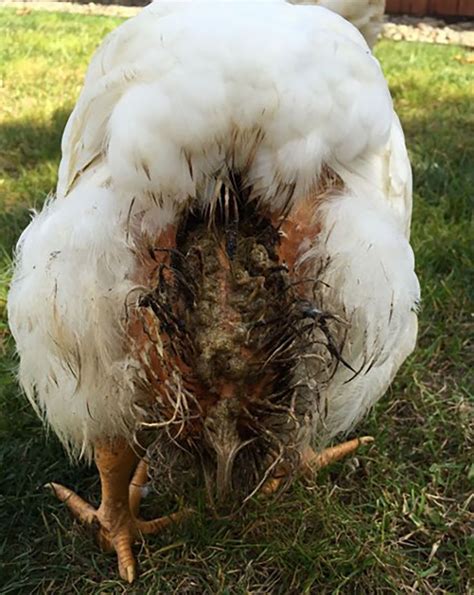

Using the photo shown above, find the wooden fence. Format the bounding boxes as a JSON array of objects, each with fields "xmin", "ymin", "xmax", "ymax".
[{"xmin": 386, "ymin": 0, "xmax": 474, "ymax": 16}]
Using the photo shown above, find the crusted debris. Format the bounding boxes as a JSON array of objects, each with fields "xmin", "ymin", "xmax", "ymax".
[{"xmin": 128, "ymin": 171, "xmax": 347, "ymax": 509}]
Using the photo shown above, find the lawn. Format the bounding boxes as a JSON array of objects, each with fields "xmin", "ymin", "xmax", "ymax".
[{"xmin": 0, "ymin": 8, "xmax": 472, "ymax": 594}]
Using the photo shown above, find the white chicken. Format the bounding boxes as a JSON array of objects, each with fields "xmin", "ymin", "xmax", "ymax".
[
  {"xmin": 8, "ymin": 0, "xmax": 418, "ymax": 583},
  {"xmin": 294, "ymin": 0, "xmax": 386, "ymax": 47}
]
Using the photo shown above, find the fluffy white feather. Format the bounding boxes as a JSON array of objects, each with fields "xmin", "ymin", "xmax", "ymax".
[
  {"xmin": 306, "ymin": 0, "xmax": 385, "ymax": 48},
  {"xmin": 8, "ymin": 1, "xmax": 418, "ymax": 458}
]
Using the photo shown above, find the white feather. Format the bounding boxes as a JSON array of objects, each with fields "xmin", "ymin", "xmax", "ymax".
[
  {"xmin": 300, "ymin": 190, "xmax": 419, "ymax": 438},
  {"xmin": 300, "ymin": 0, "xmax": 385, "ymax": 48},
  {"xmin": 8, "ymin": 1, "xmax": 418, "ymax": 458}
]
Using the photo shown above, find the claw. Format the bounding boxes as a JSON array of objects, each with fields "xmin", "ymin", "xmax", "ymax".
[
  {"xmin": 46, "ymin": 451, "xmax": 189, "ymax": 583},
  {"xmin": 46, "ymin": 482, "xmax": 96, "ymax": 524},
  {"xmin": 124, "ymin": 564, "xmax": 136, "ymax": 584},
  {"xmin": 260, "ymin": 436, "xmax": 375, "ymax": 496},
  {"xmin": 302, "ymin": 436, "xmax": 374, "ymax": 476},
  {"xmin": 136, "ymin": 509, "xmax": 193, "ymax": 534},
  {"xmin": 115, "ymin": 529, "xmax": 137, "ymax": 583}
]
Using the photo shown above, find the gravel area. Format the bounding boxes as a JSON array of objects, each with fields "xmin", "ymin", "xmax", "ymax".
[
  {"xmin": 1, "ymin": 1, "xmax": 473, "ymax": 48},
  {"xmin": 383, "ymin": 15, "xmax": 474, "ymax": 48}
]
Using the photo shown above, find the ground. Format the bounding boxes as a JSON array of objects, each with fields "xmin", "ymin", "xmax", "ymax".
[
  {"xmin": 3, "ymin": 2, "xmax": 474, "ymax": 47},
  {"xmin": 0, "ymin": 9, "xmax": 472, "ymax": 594}
]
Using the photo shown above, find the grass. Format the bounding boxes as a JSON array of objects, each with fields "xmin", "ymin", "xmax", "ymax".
[{"xmin": 0, "ymin": 8, "xmax": 472, "ymax": 594}]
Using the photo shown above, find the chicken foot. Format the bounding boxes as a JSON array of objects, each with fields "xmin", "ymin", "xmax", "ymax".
[
  {"xmin": 47, "ymin": 439, "xmax": 188, "ymax": 583},
  {"xmin": 261, "ymin": 436, "xmax": 374, "ymax": 496}
]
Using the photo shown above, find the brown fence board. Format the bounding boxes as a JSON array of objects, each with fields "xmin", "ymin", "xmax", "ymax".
[
  {"xmin": 386, "ymin": 0, "xmax": 428, "ymax": 16},
  {"xmin": 386, "ymin": 0, "xmax": 474, "ymax": 15},
  {"xmin": 412, "ymin": 0, "xmax": 430, "ymax": 14},
  {"xmin": 431, "ymin": 0, "xmax": 460, "ymax": 15},
  {"xmin": 458, "ymin": 0, "xmax": 474, "ymax": 16}
]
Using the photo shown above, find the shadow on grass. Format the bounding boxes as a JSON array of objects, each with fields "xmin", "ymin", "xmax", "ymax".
[
  {"xmin": 390, "ymin": 83, "xmax": 473, "ymax": 310},
  {"xmin": 393, "ymin": 90, "xmax": 473, "ymax": 217},
  {"xmin": 0, "ymin": 106, "xmax": 70, "ymax": 173},
  {"xmin": 0, "ymin": 107, "xmax": 72, "ymax": 255}
]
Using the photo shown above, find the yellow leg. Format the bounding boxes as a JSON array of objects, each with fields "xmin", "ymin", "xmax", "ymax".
[
  {"xmin": 260, "ymin": 436, "xmax": 374, "ymax": 496},
  {"xmin": 46, "ymin": 439, "xmax": 189, "ymax": 583},
  {"xmin": 301, "ymin": 436, "xmax": 374, "ymax": 478}
]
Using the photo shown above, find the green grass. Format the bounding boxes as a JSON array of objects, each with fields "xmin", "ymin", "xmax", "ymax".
[{"xmin": 0, "ymin": 9, "xmax": 472, "ymax": 594}]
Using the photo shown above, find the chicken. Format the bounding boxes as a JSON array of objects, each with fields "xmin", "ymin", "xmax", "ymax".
[
  {"xmin": 7, "ymin": 0, "xmax": 419, "ymax": 583},
  {"xmin": 307, "ymin": 0, "xmax": 386, "ymax": 48}
]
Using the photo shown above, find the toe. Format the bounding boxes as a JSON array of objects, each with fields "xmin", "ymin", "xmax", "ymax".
[
  {"xmin": 114, "ymin": 529, "xmax": 137, "ymax": 583},
  {"xmin": 129, "ymin": 459, "xmax": 149, "ymax": 517},
  {"xmin": 46, "ymin": 482, "xmax": 96, "ymax": 524},
  {"xmin": 302, "ymin": 436, "xmax": 375, "ymax": 475},
  {"xmin": 135, "ymin": 509, "xmax": 193, "ymax": 535}
]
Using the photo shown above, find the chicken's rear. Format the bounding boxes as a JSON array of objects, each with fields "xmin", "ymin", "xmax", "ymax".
[{"xmin": 129, "ymin": 166, "xmax": 346, "ymax": 505}]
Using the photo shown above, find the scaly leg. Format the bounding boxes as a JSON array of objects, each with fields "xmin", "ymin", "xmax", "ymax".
[
  {"xmin": 301, "ymin": 436, "xmax": 374, "ymax": 478},
  {"xmin": 47, "ymin": 438, "xmax": 189, "ymax": 583},
  {"xmin": 261, "ymin": 436, "xmax": 374, "ymax": 496}
]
